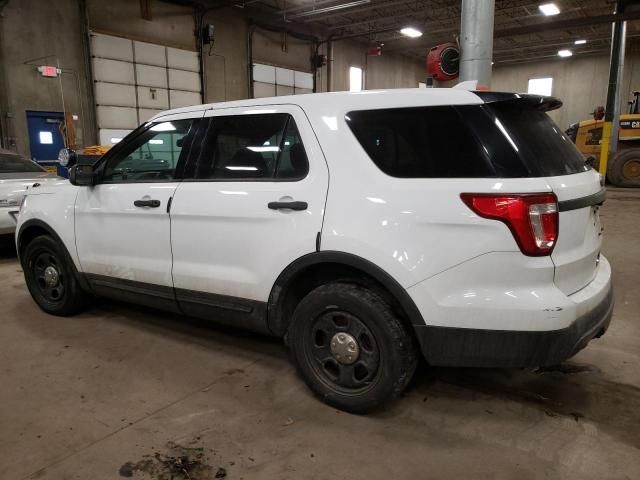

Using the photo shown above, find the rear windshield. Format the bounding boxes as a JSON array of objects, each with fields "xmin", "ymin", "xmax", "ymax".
[
  {"xmin": 0, "ymin": 154, "xmax": 45, "ymax": 173},
  {"xmin": 346, "ymin": 102, "xmax": 589, "ymax": 178}
]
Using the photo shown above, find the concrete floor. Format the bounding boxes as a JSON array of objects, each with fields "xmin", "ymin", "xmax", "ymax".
[{"xmin": 1, "ymin": 189, "xmax": 639, "ymax": 480}]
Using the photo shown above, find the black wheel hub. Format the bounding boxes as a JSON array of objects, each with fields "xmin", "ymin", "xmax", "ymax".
[
  {"xmin": 307, "ymin": 309, "xmax": 380, "ymax": 391},
  {"xmin": 33, "ymin": 252, "xmax": 65, "ymax": 303}
]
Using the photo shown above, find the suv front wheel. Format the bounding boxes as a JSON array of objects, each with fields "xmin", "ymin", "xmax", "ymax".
[
  {"xmin": 288, "ymin": 283, "xmax": 418, "ymax": 413},
  {"xmin": 22, "ymin": 235, "xmax": 86, "ymax": 316}
]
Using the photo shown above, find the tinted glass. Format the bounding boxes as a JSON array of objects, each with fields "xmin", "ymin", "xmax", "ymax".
[
  {"xmin": 275, "ymin": 120, "xmax": 309, "ymax": 179},
  {"xmin": 0, "ymin": 154, "xmax": 45, "ymax": 173},
  {"xmin": 102, "ymin": 119, "xmax": 197, "ymax": 183},
  {"xmin": 190, "ymin": 114, "xmax": 308, "ymax": 180},
  {"xmin": 486, "ymin": 102, "xmax": 588, "ymax": 177},
  {"xmin": 346, "ymin": 103, "xmax": 588, "ymax": 178},
  {"xmin": 346, "ymin": 106, "xmax": 496, "ymax": 178}
]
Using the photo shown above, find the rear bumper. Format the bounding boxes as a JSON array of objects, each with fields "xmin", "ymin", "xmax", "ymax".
[
  {"xmin": 414, "ymin": 284, "xmax": 613, "ymax": 367},
  {"xmin": 410, "ymin": 253, "xmax": 614, "ymax": 368}
]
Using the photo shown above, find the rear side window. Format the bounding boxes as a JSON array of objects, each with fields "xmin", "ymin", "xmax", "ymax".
[
  {"xmin": 189, "ymin": 113, "xmax": 308, "ymax": 181},
  {"xmin": 345, "ymin": 106, "xmax": 495, "ymax": 178},
  {"xmin": 346, "ymin": 103, "xmax": 588, "ymax": 178}
]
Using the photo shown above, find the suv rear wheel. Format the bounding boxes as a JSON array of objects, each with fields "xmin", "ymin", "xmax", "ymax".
[
  {"xmin": 288, "ymin": 283, "xmax": 417, "ymax": 413},
  {"xmin": 22, "ymin": 235, "xmax": 86, "ymax": 316}
]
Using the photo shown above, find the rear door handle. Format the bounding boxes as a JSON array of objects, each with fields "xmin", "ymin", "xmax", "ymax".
[
  {"xmin": 134, "ymin": 199, "xmax": 161, "ymax": 208},
  {"xmin": 268, "ymin": 201, "xmax": 308, "ymax": 211}
]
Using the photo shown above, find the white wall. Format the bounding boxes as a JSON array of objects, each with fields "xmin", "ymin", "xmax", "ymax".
[{"xmin": 492, "ymin": 52, "xmax": 640, "ymax": 128}]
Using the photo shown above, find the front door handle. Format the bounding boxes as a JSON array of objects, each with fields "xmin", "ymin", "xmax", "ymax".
[
  {"xmin": 134, "ymin": 199, "xmax": 161, "ymax": 208},
  {"xmin": 268, "ymin": 201, "xmax": 308, "ymax": 211}
]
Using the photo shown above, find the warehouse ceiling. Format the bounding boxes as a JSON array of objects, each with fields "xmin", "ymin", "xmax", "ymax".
[{"xmin": 224, "ymin": 0, "xmax": 640, "ymax": 64}]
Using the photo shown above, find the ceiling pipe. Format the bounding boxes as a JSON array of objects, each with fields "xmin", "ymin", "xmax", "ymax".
[
  {"xmin": 459, "ymin": 0, "xmax": 494, "ymax": 88},
  {"xmin": 285, "ymin": 0, "xmax": 370, "ymax": 21}
]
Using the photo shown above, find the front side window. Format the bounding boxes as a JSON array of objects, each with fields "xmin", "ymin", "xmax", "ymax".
[
  {"xmin": 102, "ymin": 119, "xmax": 198, "ymax": 183},
  {"xmin": 189, "ymin": 113, "xmax": 308, "ymax": 181}
]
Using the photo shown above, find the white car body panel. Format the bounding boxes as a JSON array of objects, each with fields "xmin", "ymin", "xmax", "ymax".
[
  {"xmin": 74, "ymin": 111, "xmax": 200, "ymax": 286},
  {"xmin": 546, "ymin": 169, "xmax": 603, "ymax": 294},
  {"xmin": 75, "ymin": 182, "xmax": 178, "ymax": 285},
  {"xmin": 16, "ymin": 88, "xmax": 613, "ymax": 368},
  {"xmin": 16, "ymin": 181, "xmax": 80, "ymax": 266},
  {"xmin": 0, "ymin": 174, "xmax": 59, "ymax": 234},
  {"xmin": 170, "ymin": 105, "xmax": 329, "ymax": 301}
]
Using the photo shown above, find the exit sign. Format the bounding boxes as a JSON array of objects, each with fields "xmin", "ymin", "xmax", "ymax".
[{"xmin": 37, "ymin": 65, "xmax": 61, "ymax": 77}]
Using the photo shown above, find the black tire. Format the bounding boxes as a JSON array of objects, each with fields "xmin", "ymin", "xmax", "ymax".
[
  {"xmin": 22, "ymin": 235, "xmax": 86, "ymax": 316},
  {"xmin": 288, "ymin": 283, "xmax": 418, "ymax": 413},
  {"xmin": 608, "ymin": 148, "xmax": 640, "ymax": 187}
]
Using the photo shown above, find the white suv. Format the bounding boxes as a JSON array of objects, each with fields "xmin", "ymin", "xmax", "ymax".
[{"xmin": 16, "ymin": 89, "xmax": 613, "ymax": 413}]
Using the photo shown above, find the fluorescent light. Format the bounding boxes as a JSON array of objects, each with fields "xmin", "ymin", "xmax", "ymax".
[
  {"xmin": 558, "ymin": 49, "xmax": 573, "ymax": 57},
  {"xmin": 575, "ymin": 39, "xmax": 587, "ymax": 45},
  {"xmin": 538, "ymin": 3, "xmax": 560, "ymax": 15},
  {"xmin": 149, "ymin": 139, "xmax": 164, "ymax": 145},
  {"xmin": 110, "ymin": 137, "xmax": 122, "ymax": 143},
  {"xmin": 400, "ymin": 27, "xmax": 422, "ymax": 38}
]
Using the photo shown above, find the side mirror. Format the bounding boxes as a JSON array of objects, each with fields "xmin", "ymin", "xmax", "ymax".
[
  {"xmin": 58, "ymin": 148, "xmax": 77, "ymax": 168},
  {"xmin": 69, "ymin": 164, "xmax": 95, "ymax": 186}
]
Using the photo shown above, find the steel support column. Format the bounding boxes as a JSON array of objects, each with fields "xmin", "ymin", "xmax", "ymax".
[
  {"xmin": 459, "ymin": 0, "xmax": 495, "ymax": 88},
  {"xmin": 600, "ymin": 1, "xmax": 627, "ymax": 177}
]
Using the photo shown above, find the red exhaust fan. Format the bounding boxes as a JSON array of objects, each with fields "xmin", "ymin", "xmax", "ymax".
[{"xmin": 426, "ymin": 43, "xmax": 460, "ymax": 81}]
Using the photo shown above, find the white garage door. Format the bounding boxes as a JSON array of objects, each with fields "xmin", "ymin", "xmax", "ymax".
[
  {"xmin": 252, "ymin": 63, "xmax": 314, "ymax": 98},
  {"xmin": 90, "ymin": 32, "xmax": 202, "ymax": 146}
]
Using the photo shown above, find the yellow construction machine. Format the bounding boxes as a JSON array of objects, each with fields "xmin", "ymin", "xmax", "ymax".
[{"xmin": 566, "ymin": 91, "xmax": 640, "ymax": 187}]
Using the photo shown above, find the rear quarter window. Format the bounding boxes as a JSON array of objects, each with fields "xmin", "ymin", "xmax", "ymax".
[
  {"xmin": 346, "ymin": 103, "xmax": 588, "ymax": 179},
  {"xmin": 345, "ymin": 106, "xmax": 497, "ymax": 178}
]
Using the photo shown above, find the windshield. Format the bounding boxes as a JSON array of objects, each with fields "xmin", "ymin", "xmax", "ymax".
[{"xmin": 0, "ymin": 154, "xmax": 46, "ymax": 173}]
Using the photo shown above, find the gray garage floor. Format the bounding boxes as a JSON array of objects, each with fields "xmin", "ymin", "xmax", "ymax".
[{"xmin": 1, "ymin": 189, "xmax": 639, "ymax": 480}]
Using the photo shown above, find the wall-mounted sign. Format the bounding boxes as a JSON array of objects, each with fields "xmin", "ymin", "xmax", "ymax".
[{"xmin": 37, "ymin": 65, "xmax": 61, "ymax": 77}]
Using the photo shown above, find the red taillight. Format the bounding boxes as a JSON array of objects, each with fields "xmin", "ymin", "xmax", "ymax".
[{"xmin": 461, "ymin": 193, "xmax": 559, "ymax": 256}]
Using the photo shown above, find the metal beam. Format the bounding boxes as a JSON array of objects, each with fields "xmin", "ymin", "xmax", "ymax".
[
  {"xmin": 495, "ymin": 10, "xmax": 640, "ymax": 38},
  {"xmin": 600, "ymin": 1, "xmax": 628, "ymax": 177}
]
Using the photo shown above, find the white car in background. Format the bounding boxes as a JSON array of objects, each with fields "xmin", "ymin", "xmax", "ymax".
[
  {"xmin": 15, "ymin": 89, "xmax": 613, "ymax": 413},
  {"xmin": 0, "ymin": 149, "xmax": 58, "ymax": 236}
]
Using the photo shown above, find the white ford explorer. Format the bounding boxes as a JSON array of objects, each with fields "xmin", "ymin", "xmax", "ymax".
[{"xmin": 16, "ymin": 89, "xmax": 613, "ymax": 413}]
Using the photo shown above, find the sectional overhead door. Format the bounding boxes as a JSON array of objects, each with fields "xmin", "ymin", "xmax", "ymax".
[
  {"xmin": 252, "ymin": 63, "xmax": 314, "ymax": 98},
  {"xmin": 90, "ymin": 32, "xmax": 202, "ymax": 145}
]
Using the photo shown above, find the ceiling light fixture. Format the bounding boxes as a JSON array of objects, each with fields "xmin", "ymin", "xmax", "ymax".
[
  {"xmin": 285, "ymin": 0, "xmax": 370, "ymax": 19},
  {"xmin": 558, "ymin": 49, "xmax": 573, "ymax": 57},
  {"xmin": 400, "ymin": 27, "xmax": 423, "ymax": 38},
  {"xmin": 539, "ymin": 3, "xmax": 560, "ymax": 16},
  {"xmin": 574, "ymin": 39, "xmax": 587, "ymax": 45}
]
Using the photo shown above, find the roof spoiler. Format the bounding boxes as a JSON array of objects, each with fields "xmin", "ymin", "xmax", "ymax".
[{"xmin": 474, "ymin": 91, "xmax": 563, "ymax": 112}]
